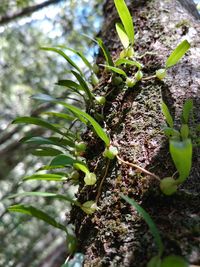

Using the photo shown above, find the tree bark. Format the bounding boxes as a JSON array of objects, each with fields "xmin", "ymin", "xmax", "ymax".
[
  {"xmin": 71, "ymin": 0, "xmax": 200, "ymax": 266},
  {"xmin": 0, "ymin": 0, "xmax": 63, "ymax": 25}
]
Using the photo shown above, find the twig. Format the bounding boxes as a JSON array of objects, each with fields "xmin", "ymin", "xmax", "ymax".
[
  {"xmin": 117, "ymin": 155, "xmax": 160, "ymax": 181},
  {"xmin": 142, "ymin": 75, "xmax": 156, "ymax": 81},
  {"xmin": 95, "ymin": 159, "xmax": 110, "ymax": 203}
]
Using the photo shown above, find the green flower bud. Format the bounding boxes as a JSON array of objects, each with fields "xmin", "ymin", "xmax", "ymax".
[
  {"xmin": 95, "ymin": 96, "xmax": 106, "ymax": 105},
  {"xmin": 91, "ymin": 73, "xmax": 99, "ymax": 86},
  {"xmin": 84, "ymin": 172, "xmax": 97, "ymax": 185},
  {"xmin": 75, "ymin": 141, "xmax": 87, "ymax": 152},
  {"xmin": 81, "ymin": 200, "xmax": 98, "ymax": 214},
  {"xmin": 160, "ymin": 177, "xmax": 178, "ymax": 195},
  {"xmin": 156, "ymin": 68, "xmax": 167, "ymax": 80},
  {"xmin": 126, "ymin": 77, "xmax": 137, "ymax": 88},
  {"xmin": 93, "ymin": 63, "xmax": 99, "ymax": 74},
  {"xmin": 103, "ymin": 145, "xmax": 118, "ymax": 159},
  {"xmin": 112, "ymin": 76, "xmax": 123, "ymax": 85},
  {"xmin": 135, "ymin": 70, "xmax": 143, "ymax": 81},
  {"xmin": 70, "ymin": 170, "xmax": 80, "ymax": 180},
  {"xmin": 120, "ymin": 50, "xmax": 127, "ymax": 59},
  {"xmin": 127, "ymin": 47, "xmax": 134, "ymax": 58}
]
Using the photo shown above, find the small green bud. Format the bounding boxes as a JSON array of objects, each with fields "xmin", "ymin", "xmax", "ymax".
[
  {"xmin": 160, "ymin": 177, "xmax": 178, "ymax": 195},
  {"xmin": 127, "ymin": 47, "xmax": 134, "ymax": 58},
  {"xmin": 91, "ymin": 73, "xmax": 99, "ymax": 86},
  {"xmin": 95, "ymin": 96, "xmax": 106, "ymax": 105},
  {"xmin": 81, "ymin": 200, "xmax": 98, "ymax": 214},
  {"xmin": 135, "ymin": 70, "xmax": 143, "ymax": 81},
  {"xmin": 103, "ymin": 145, "xmax": 118, "ymax": 159},
  {"xmin": 156, "ymin": 68, "xmax": 167, "ymax": 80},
  {"xmin": 120, "ymin": 50, "xmax": 127, "ymax": 59},
  {"xmin": 70, "ymin": 170, "xmax": 80, "ymax": 180},
  {"xmin": 84, "ymin": 172, "xmax": 97, "ymax": 185},
  {"xmin": 75, "ymin": 141, "xmax": 87, "ymax": 152},
  {"xmin": 126, "ymin": 77, "xmax": 137, "ymax": 88},
  {"xmin": 93, "ymin": 63, "xmax": 99, "ymax": 74},
  {"xmin": 112, "ymin": 76, "xmax": 123, "ymax": 85}
]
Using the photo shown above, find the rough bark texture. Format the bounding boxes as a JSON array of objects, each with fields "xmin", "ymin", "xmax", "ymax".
[{"xmin": 71, "ymin": 0, "xmax": 200, "ymax": 266}]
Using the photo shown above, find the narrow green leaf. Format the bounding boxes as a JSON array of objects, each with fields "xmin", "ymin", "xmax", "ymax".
[
  {"xmin": 31, "ymin": 147, "xmax": 63, "ymax": 157},
  {"xmin": 23, "ymin": 173, "xmax": 66, "ymax": 182},
  {"xmin": 41, "ymin": 47, "xmax": 83, "ymax": 75},
  {"xmin": 182, "ymin": 99, "xmax": 193, "ymax": 124},
  {"xmin": 9, "ymin": 191, "xmax": 75, "ymax": 203},
  {"xmin": 121, "ymin": 195, "xmax": 164, "ymax": 256},
  {"xmin": 57, "ymin": 80, "xmax": 81, "ymax": 91},
  {"xmin": 31, "ymin": 94, "xmax": 55, "ymax": 102},
  {"xmin": 115, "ymin": 58, "xmax": 143, "ymax": 69},
  {"xmin": 71, "ymin": 70, "xmax": 93, "ymax": 101},
  {"xmin": 8, "ymin": 204, "xmax": 67, "ymax": 232},
  {"xmin": 50, "ymin": 154, "xmax": 77, "ymax": 166},
  {"xmin": 57, "ymin": 46, "xmax": 93, "ymax": 71},
  {"xmin": 73, "ymin": 162, "xmax": 89, "ymax": 174},
  {"xmin": 116, "ymin": 22, "xmax": 129, "ymax": 49},
  {"xmin": 114, "ymin": 0, "xmax": 134, "ymax": 45},
  {"xmin": 25, "ymin": 136, "xmax": 75, "ymax": 148},
  {"xmin": 55, "ymin": 101, "xmax": 110, "ymax": 146},
  {"xmin": 161, "ymin": 102, "xmax": 174, "ymax": 128},
  {"xmin": 96, "ymin": 38, "xmax": 114, "ymax": 66},
  {"xmin": 42, "ymin": 112, "xmax": 75, "ymax": 122},
  {"xmin": 170, "ymin": 138, "xmax": 192, "ymax": 182},
  {"xmin": 12, "ymin": 117, "xmax": 64, "ymax": 135},
  {"xmin": 166, "ymin": 40, "xmax": 190, "ymax": 68},
  {"xmin": 101, "ymin": 65, "xmax": 127, "ymax": 76}
]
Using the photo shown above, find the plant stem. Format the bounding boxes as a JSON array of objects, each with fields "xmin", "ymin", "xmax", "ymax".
[
  {"xmin": 117, "ymin": 155, "xmax": 160, "ymax": 181},
  {"xmin": 142, "ymin": 75, "xmax": 156, "ymax": 81},
  {"xmin": 96, "ymin": 159, "xmax": 110, "ymax": 203}
]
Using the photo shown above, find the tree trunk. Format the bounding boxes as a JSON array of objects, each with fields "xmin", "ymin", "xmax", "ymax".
[{"xmin": 71, "ymin": 0, "xmax": 200, "ymax": 266}]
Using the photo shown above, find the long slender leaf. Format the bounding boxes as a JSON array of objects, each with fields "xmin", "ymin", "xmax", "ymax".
[
  {"xmin": 161, "ymin": 102, "xmax": 174, "ymax": 128},
  {"xmin": 73, "ymin": 162, "xmax": 89, "ymax": 174},
  {"xmin": 114, "ymin": 0, "xmax": 134, "ymax": 45},
  {"xmin": 31, "ymin": 147, "xmax": 63, "ymax": 157},
  {"xmin": 96, "ymin": 38, "xmax": 114, "ymax": 66},
  {"xmin": 12, "ymin": 117, "xmax": 64, "ymax": 135},
  {"xmin": 166, "ymin": 40, "xmax": 190, "ymax": 68},
  {"xmin": 71, "ymin": 70, "xmax": 93, "ymax": 101},
  {"xmin": 101, "ymin": 65, "xmax": 127, "ymax": 76},
  {"xmin": 57, "ymin": 46, "xmax": 93, "ymax": 70},
  {"xmin": 121, "ymin": 195, "xmax": 164, "ymax": 256},
  {"xmin": 25, "ymin": 136, "xmax": 75, "ymax": 148},
  {"xmin": 57, "ymin": 80, "xmax": 82, "ymax": 91},
  {"xmin": 31, "ymin": 93, "xmax": 55, "ymax": 102},
  {"xmin": 42, "ymin": 112, "xmax": 75, "ymax": 122},
  {"xmin": 9, "ymin": 191, "xmax": 75, "ymax": 203},
  {"xmin": 182, "ymin": 99, "xmax": 193, "ymax": 124},
  {"xmin": 115, "ymin": 58, "xmax": 143, "ymax": 69},
  {"xmin": 116, "ymin": 22, "xmax": 129, "ymax": 49},
  {"xmin": 55, "ymin": 101, "xmax": 110, "ymax": 146},
  {"xmin": 23, "ymin": 173, "xmax": 66, "ymax": 182},
  {"xmin": 41, "ymin": 47, "xmax": 83, "ymax": 75},
  {"xmin": 50, "ymin": 154, "xmax": 77, "ymax": 166},
  {"xmin": 8, "ymin": 204, "xmax": 67, "ymax": 232}
]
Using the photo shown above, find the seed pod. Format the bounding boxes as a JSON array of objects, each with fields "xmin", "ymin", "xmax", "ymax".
[
  {"xmin": 135, "ymin": 70, "xmax": 143, "ymax": 81},
  {"xmin": 81, "ymin": 201, "xmax": 98, "ymax": 214},
  {"xmin": 93, "ymin": 63, "xmax": 99, "ymax": 74},
  {"xmin": 160, "ymin": 177, "xmax": 178, "ymax": 195},
  {"xmin": 127, "ymin": 47, "xmax": 134, "ymax": 58},
  {"xmin": 84, "ymin": 172, "xmax": 97, "ymax": 185},
  {"xmin": 112, "ymin": 76, "xmax": 123, "ymax": 85},
  {"xmin": 75, "ymin": 141, "xmax": 87, "ymax": 152},
  {"xmin": 95, "ymin": 96, "xmax": 106, "ymax": 105},
  {"xmin": 103, "ymin": 146, "xmax": 118, "ymax": 159},
  {"xmin": 126, "ymin": 77, "xmax": 137, "ymax": 88},
  {"xmin": 91, "ymin": 73, "xmax": 99, "ymax": 86},
  {"xmin": 156, "ymin": 68, "xmax": 167, "ymax": 80}
]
